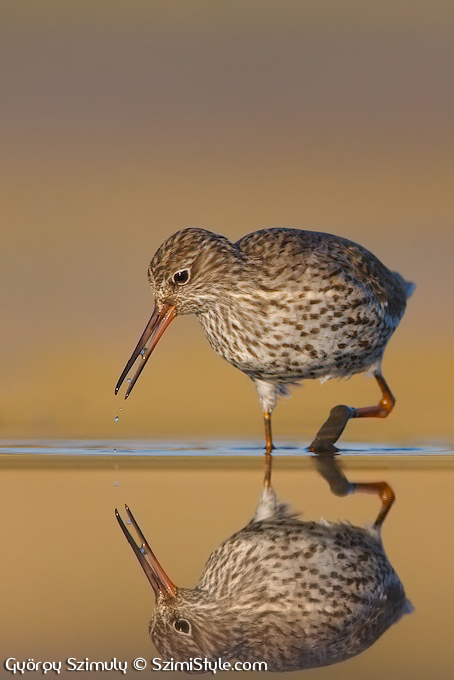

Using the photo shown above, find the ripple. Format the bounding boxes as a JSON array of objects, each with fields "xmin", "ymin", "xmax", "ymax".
[{"xmin": 0, "ymin": 438, "xmax": 452, "ymax": 460}]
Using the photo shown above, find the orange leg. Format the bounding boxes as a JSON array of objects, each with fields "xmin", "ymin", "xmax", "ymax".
[
  {"xmin": 314, "ymin": 453, "xmax": 395, "ymax": 526},
  {"xmin": 354, "ymin": 373, "xmax": 395, "ymax": 418},
  {"xmin": 309, "ymin": 372, "xmax": 395, "ymax": 454},
  {"xmin": 354, "ymin": 481, "xmax": 395, "ymax": 526},
  {"xmin": 264, "ymin": 411, "xmax": 273, "ymax": 488}
]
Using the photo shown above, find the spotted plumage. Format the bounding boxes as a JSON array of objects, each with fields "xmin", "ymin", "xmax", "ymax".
[
  {"xmin": 116, "ymin": 488, "xmax": 412, "ymax": 672},
  {"xmin": 116, "ymin": 227, "xmax": 414, "ymax": 469}
]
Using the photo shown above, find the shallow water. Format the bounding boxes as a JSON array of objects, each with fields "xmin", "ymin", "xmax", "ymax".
[{"xmin": 0, "ymin": 441, "xmax": 453, "ymax": 678}]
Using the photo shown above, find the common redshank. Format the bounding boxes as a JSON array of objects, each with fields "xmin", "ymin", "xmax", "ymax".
[
  {"xmin": 116, "ymin": 228, "xmax": 414, "ymax": 484},
  {"xmin": 116, "ymin": 484, "xmax": 412, "ymax": 672}
]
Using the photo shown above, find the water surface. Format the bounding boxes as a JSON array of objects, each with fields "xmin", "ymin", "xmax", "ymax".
[{"xmin": 0, "ymin": 441, "xmax": 452, "ymax": 678}]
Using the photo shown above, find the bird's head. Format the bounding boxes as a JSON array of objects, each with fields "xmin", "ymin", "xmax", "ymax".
[
  {"xmin": 115, "ymin": 228, "xmax": 243, "ymax": 398},
  {"xmin": 148, "ymin": 228, "xmax": 242, "ymax": 314},
  {"xmin": 149, "ymin": 588, "xmax": 238, "ymax": 665}
]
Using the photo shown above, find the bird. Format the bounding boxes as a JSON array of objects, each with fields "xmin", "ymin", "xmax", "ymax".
[
  {"xmin": 116, "ymin": 484, "xmax": 412, "ymax": 672},
  {"xmin": 115, "ymin": 227, "xmax": 414, "ymax": 485}
]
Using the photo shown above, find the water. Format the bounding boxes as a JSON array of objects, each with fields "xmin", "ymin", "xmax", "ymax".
[{"xmin": 0, "ymin": 440, "xmax": 452, "ymax": 679}]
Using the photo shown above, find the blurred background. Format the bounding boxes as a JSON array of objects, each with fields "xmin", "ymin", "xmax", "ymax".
[
  {"xmin": 1, "ymin": 0, "xmax": 453, "ymax": 443},
  {"xmin": 1, "ymin": 4, "xmax": 454, "ymax": 678}
]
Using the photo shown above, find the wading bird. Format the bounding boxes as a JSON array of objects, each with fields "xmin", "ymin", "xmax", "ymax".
[{"xmin": 116, "ymin": 228, "xmax": 413, "ymax": 485}]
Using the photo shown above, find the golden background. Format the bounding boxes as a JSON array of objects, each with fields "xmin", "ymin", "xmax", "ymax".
[
  {"xmin": 1, "ymin": 0, "xmax": 453, "ymax": 444},
  {"xmin": 0, "ymin": 4, "xmax": 453, "ymax": 677}
]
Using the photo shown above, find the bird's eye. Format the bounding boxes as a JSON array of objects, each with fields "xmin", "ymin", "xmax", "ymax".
[
  {"xmin": 173, "ymin": 618, "xmax": 192, "ymax": 635},
  {"xmin": 172, "ymin": 269, "xmax": 191, "ymax": 285}
]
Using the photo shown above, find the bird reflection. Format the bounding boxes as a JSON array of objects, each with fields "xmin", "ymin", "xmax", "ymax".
[{"xmin": 116, "ymin": 470, "xmax": 412, "ymax": 672}]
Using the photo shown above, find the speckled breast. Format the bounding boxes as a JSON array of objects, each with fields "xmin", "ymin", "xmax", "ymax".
[{"xmin": 197, "ymin": 282, "xmax": 398, "ymax": 383}]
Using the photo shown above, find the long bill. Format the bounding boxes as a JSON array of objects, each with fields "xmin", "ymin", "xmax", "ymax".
[
  {"xmin": 115, "ymin": 304, "xmax": 176, "ymax": 398},
  {"xmin": 115, "ymin": 505, "xmax": 176, "ymax": 599}
]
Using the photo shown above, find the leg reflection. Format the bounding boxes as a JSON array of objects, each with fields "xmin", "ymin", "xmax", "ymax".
[{"xmin": 313, "ymin": 453, "xmax": 395, "ymax": 526}]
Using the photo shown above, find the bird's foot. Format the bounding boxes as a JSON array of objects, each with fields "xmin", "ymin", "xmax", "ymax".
[
  {"xmin": 308, "ymin": 441, "xmax": 340, "ymax": 454},
  {"xmin": 308, "ymin": 405, "xmax": 355, "ymax": 454}
]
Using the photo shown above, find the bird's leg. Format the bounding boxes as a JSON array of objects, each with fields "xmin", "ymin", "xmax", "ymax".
[
  {"xmin": 263, "ymin": 411, "xmax": 274, "ymax": 489},
  {"xmin": 353, "ymin": 481, "xmax": 395, "ymax": 526},
  {"xmin": 308, "ymin": 372, "xmax": 395, "ymax": 453},
  {"xmin": 352, "ymin": 373, "xmax": 395, "ymax": 418},
  {"xmin": 313, "ymin": 453, "xmax": 395, "ymax": 526}
]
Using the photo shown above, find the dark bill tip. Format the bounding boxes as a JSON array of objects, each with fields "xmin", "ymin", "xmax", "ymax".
[
  {"xmin": 116, "ymin": 504, "xmax": 176, "ymax": 599},
  {"xmin": 115, "ymin": 305, "xmax": 176, "ymax": 398}
]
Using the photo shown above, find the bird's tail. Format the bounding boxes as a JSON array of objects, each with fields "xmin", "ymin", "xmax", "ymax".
[
  {"xmin": 402, "ymin": 599, "xmax": 415, "ymax": 616},
  {"xmin": 404, "ymin": 280, "xmax": 416, "ymax": 298},
  {"xmin": 394, "ymin": 272, "xmax": 416, "ymax": 299},
  {"xmin": 394, "ymin": 272, "xmax": 415, "ymax": 299}
]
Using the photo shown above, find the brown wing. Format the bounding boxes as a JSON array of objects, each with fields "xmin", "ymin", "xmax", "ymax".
[{"xmin": 237, "ymin": 228, "xmax": 412, "ymax": 320}]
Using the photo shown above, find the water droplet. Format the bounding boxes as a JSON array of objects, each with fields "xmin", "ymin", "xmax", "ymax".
[
  {"xmin": 115, "ymin": 481, "xmax": 119, "ymax": 487},
  {"xmin": 114, "ymin": 416, "xmax": 119, "ymax": 423},
  {"xmin": 127, "ymin": 378, "xmax": 131, "ymax": 383},
  {"xmin": 140, "ymin": 546, "xmax": 145, "ymax": 554},
  {"xmin": 119, "ymin": 407, "xmax": 122, "ymax": 411},
  {"xmin": 126, "ymin": 520, "xmax": 131, "ymax": 525}
]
